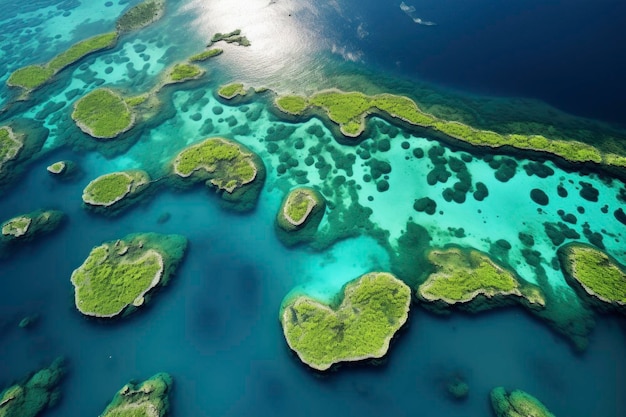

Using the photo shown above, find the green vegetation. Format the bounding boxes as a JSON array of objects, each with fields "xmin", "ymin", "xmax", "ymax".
[
  {"xmin": 277, "ymin": 187, "xmax": 324, "ymax": 230},
  {"xmin": 6, "ymin": 66, "xmax": 55, "ymax": 90},
  {"xmin": 218, "ymin": 83, "xmax": 246, "ymax": 99},
  {"xmin": 172, "ymin": 137, "xmax": 258, "ymax": 193},
  {"xmin": 0, "ymin": 126, "xmax": 23, "ymax": 171},
  {"xmin": 82, "ymin": 170, "xmax": 150, "ymax": 208},
  {"xmin": 418, "ymin": 248, "xmax": 545, "ymax": 307},
  {"xmin": 46, "ymin": 161, "xmax": 66, "ymax": 175},
  {"xmin": 100, "ymin": 373, "xmax": 172, "ymax": 417},
  {"xmin": 0, "ymin": 210, "xmax": 64, "ymax": 242},
  {"xmin": 1, "ymin": 216, "xmax": 31, "ymax": 238},
  {"xmin": 72, "ymin": 89, "xmax": 135, "ymax": 138},
  {"xmin": 275, "ymin": 95, "xmax": 309, "ymax": 115},
  {"xmin": 274, "ymin": 89, "xmax": 626, "ymax": 168},
  {"xmin": 0, "ymin": 358, "xmax": 64, "ymax": 417},
  {"xmin": 559, "ymin": 243, "xmax": 626, "ymax": 307},
  {"xmin": 70, "ymin": 233, "xmax": 187, "ymax": 318},
  {"xmin": 7, "ymin": 32, "xmax": 118, "ymax": 91},
  {"xmin": 116, "ymin": 0, "xmax": 165, "ymax": 32},
  {"xmin": 210, "ymin": 29, "xmax": 251, "ymax": 46},
  {"xmin": 490, "ymin": 387, "xmax": 555, "ymax": 417},
  {"xmin": 125, "ymin": 94, "xmax": 148, "ymax": 107},
  {"xmin": 166, "ymin": 63, "xmax": 203, "ymax": 82},
  {"xmin": 280, "ymin": 272, "xmax": 411, "ymax": 371},
  {"xmin": 189, "ymin": 48, "xmax": 223, "ymax": 62}
]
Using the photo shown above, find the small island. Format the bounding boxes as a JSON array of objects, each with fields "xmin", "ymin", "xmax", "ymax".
[
  {"xmin": 164, "ymin": 63, "xmax": 204, "ymax": 84},
  {"xmin": 276, "ymin": 187, "xmax": 326, "ymax": 246},
  {"xmin": 490, "ymin": 387, "xmax": 556, "ymax": 417},
  {"xmin": 209, "ymin": 29, "xmax": 251, "ymax": 47},
  {"xmin": 1, "ymin": 209, "xmax": 64, "ymax": 242},
  {"xmin": 280, "ymin": 272, "xmax": 411, "ymax": 371},
  {"xmin": 46, "ymin": 160, "xmax": 78, "ymax": 179},
  {"xmin": 70, "ymin": 233, "xmax": 187, "ymax": 318},
  {"xmin": 116, "ymin": 0, "xmax": 165, "ymax": 33},
  {"xmin": 417, "ymin": 247, "xmax": 545, "ymax": 312},
  {"xmin": 558, "ymin": 242, "xmax": 626, "ymax": 312},
  {"xmin": 0, "ymin": 126, "xmax": 23, "ymax": 172},
  {"xmin": 0, "ymin": 357, "xmax": 65, "ymax": 417},
  {"xmin": 171, "ymin": 137, "xmax": 265, "ymax": 211},
  {"xmin": 72, "ymin": 89, "xmax": 135, "ymax": 139},
  {"xmin": 82, "ymin": 170, "xmax": 150, "ymax": 214},
  {"xmin": 217, "ymin": 83, "xmax": 247, "ymax": 100},
  {"xmin": 7, "ymin": 32, "xmax": 118, "ymax": 92},
  {"xmin": 46, "ymin": 161, "xmax": 67, "ymax": 175},
  {"xmin": 99, "ymin": 373, "xmax": 172, "ymax": 417},
  {"xmin": 189, "ymin": 48, "xmax": 223, "ymax": 62}
]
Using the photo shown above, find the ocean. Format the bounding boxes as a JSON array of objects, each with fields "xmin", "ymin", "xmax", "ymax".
[{"xmin": 0, "ymin": 0, "xmax": 625, "ymax": 416}]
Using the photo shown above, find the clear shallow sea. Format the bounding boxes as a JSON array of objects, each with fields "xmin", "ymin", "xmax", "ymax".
[{"xmin": 0, "ymin": 0, "xmax": 625, "ymax": 416}]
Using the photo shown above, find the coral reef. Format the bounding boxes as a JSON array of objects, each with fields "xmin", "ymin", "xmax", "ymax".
[
  {"xmin": 490, "ymin": 387, "xmax": 556, "ymax": 417},
  {"xmin": 70, "ymin": 233, "xmax": 187, "ymax": 318},
  {"xmin": 280, "ymin": 272, "xmax": 411, "ymax": 371}
]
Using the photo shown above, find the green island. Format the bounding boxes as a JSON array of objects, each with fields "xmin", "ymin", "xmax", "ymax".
[
  {"xmin": 7, "ymin": 32, "xmax": 118, "ymax": 92},
  {"xmin": 99, "ymin": 373, "xmax": 172, "ymax": 417},
  {"xmin": 165, "ymin": 63, "xmax": 204, "ymax": 83},
  {"xmin": 0, "ymin": 126, "xmax": 24, "ymax": 171},
  {"xmin": 558, "ymin": 243, "xmax": 626, "ymax": 311},
  {"xmin": 116, "ymin": 0, "xmax": 166, "ymax": 33},
  {"xmin": 46, "ymin": 161, "xmax": 67, "ymax": 175},
  {"xmin": 490, "ymin": 387, "xmax": 556, "ymax": 417},
  {"xmin": 0, "ymin": 357, "xmax": 64, "ymax": 417},
  {"xmin": 273, "ymin": 90, "xmax": 626, "ymax": 171},
  {"xmin": 417, "ymin": 247, "xmax": 545, "ymax": 311},
  {"xmin": 1, "ymin": 209, "xmax": 64, "ymax": 242},
  {"xmin": 189, "ymin": 48, "xmax": 223, "ymax": 62},
  {"xmin": 209, "ymin": 29, "xmax": 251, "ymax": 47},
  {"xmin": 172, "ymin": 137, "xmax": 258, "ymax": 190},
  {"xmin": 217, "ymin": 83, "xmax": 246, "ymax": 100},
  {"xmin": 280, "ymin": 272, "xmax": 411, "ymax": 371},
  {"xmin": 82, "ymin": 170, "xmax": 150, "ymax": 213},
  {"xmin": 70, "ymin": 233, "xmax": 187, "ymax": 318},
  {"xmin": 277, "ymin": 187, "xmax": 325, "ymax": 231},
  {"xmin": 72, "ymin": 89, "xmax": 135, "ymax": 139}
]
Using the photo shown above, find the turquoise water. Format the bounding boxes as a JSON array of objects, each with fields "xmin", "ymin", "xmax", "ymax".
[{"xmin": 1, "ymin": 0, "xmax": 625, "ymax": 416}]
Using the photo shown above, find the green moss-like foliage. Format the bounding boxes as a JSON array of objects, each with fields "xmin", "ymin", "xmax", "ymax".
[
  {"xmin": 490, "ymin": 387, "xmax": 556, "ymax": 417},
  {"xmin": 171, "ymin": 137, "xmax": 265, "ymax": 211},
  {"xmin": 418, "ymin": 247, "xmax": 545, "ymax": 312},
  {"xmin": 124, "ymin": 94, "xmax": 148, "ymax": 107},
  {"xmin": 0, "ymin": 209, "xmax": 64, "ymax": 243},
  {"xmin": 275, "ymin": 95, "xmax": 309, "ymax": 115},
  {"xmin": 72, "ymin": 89, "xmax": 135, "ymax": 139},
  {"xmin": 100, "ymin": 373, "xmax": 172, "ymax": 417},
  {"xmin": 217, "ymin": 83, "xmax": 246, "ymax": 100},
  {"xmin": 189, "ymin": 48, "xmax": 223, "ymax": 62},
  {"xmin": 274, "ymin": 89, "xmax": 625, "ymax": 169},
  {"xmin": 275, "ymin": 187, "xmax": 326, "ymax": 247},
  {"xmin": 46, "ymin": 161, "xmax": 66, "ymax": 175},
  {"xmin": 70, "ymin": 233, "xmax": 187, "ymax": 318},
  {"xmin": 210, "ymin": 29, "xmax": 251, "ymax": 46},
  {"xmin": 116, "ymin": 0, "xmax": 165, "ymax": 32},
  {"xmin": 82, "ymin": 170, "xmax": 150, "ymax": 213},
  {"xmin": 0, "ymin": 126, "xmax": 23, "ymax": 172},
  {"xmin": 280, "ymin": 272, "xmax": 411, "ymax": 371},
  {"xmin": 165, "ymin": 63, "xmax": 203, "ymax": 83},
  {"xmin": 8, "ymin": 33, "xmax": 118, "ymax": 92},
  {"xmin": 6, "ymin": 66, "xmax": 55, "ymax": 90},
  {"xmin": 0, "ymin": 358, "xmax": 65, "ymax": 417},
  {"xmin": 558, "ymin": 242, "xmax": 626, "ymax": 311}
]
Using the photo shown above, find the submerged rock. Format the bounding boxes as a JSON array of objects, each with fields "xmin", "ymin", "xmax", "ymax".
[
  {"xmin": 99, "ymin": 373, "xmax": 172, "ymax": 417},
  {"xmin": 70, "ymin": 233, "xmax": 187, "ymax": 318},
  {"xmin": 280, "ymin": 272, "xmax": 411, "ymax": 371},
  {"xmin": 490, "ymin": 387, "xmax": 556, "ymax": 417}
]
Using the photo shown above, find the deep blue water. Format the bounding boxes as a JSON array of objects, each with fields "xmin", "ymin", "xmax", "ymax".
[{"xmin": 1, "ymin": 0, "xmax": 626, "ymax": 416}]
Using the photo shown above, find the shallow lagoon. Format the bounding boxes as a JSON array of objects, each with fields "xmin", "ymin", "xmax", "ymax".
[{"xmin": 1, "ymin": 1, "xmax": 625, "ymax": 416}]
